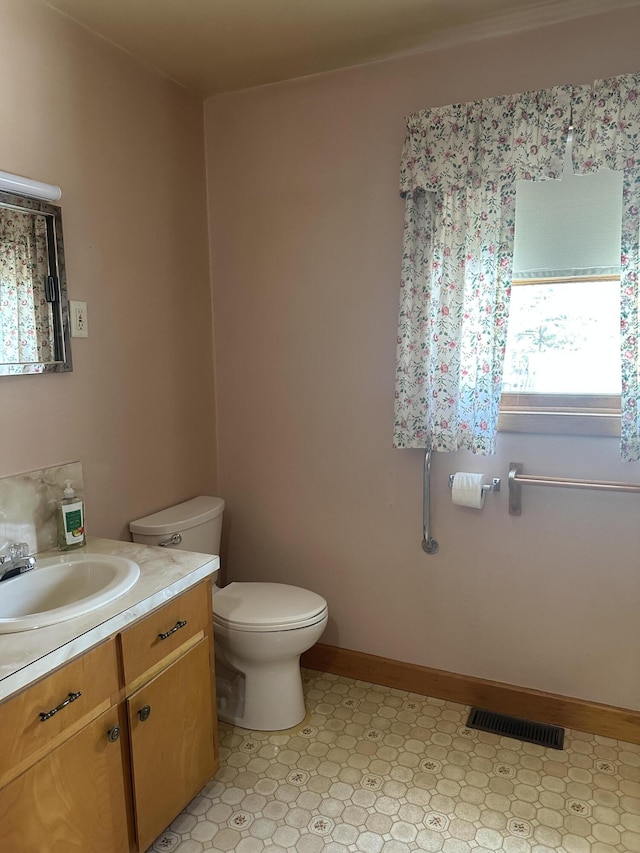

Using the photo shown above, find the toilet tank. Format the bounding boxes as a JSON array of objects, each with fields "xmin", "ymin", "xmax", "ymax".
[{"xmin": 129, "ymin": 496, "xmax": 225, "ymax": 555}]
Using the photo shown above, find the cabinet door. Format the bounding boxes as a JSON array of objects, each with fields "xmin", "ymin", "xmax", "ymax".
[
  {"xmin": 127, "ymin": 637, "xmax": 216, "ymax": 852},
  {"xmin": 0, "ymin": 705, "xmax": 130, "ymax": 853}
]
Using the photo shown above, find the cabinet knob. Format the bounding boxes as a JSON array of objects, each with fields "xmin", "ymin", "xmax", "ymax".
[
  {"xmin": 107, "ymin": 725, "xmax": 121, "ymax": 742},
  {"xmin": 138, "ymin": 704, "xmax": 152, "ymax": 722}
]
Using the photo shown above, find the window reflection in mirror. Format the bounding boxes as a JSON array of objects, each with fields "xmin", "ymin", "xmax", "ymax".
[{"xmin": 0, "ymin": 191, "xmax": 71, "ymax": 375}]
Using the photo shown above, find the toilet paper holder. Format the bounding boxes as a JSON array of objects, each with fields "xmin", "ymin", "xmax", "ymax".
[{"xmin": 448, "ymin": 475, "xmax": 501, "ymax": 493}]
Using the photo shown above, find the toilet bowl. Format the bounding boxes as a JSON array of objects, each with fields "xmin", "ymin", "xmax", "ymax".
[
  {"xmin": 129, "ymin": 496, "xmax": 328, "ymax": 731},
  {"xmin": 213, "ymin": 582, "xmax": 328, "ymax": 730}
]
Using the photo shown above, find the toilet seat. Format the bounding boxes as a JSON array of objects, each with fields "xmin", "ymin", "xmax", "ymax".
[{"xmin": 213, "ymin": 582, "xmax": 328, "ymax": 632}]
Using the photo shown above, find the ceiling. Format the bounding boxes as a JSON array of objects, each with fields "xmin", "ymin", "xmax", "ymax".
[{"xmin": 44, "ymin": 0, "xmax": 640, "ymax": 97}]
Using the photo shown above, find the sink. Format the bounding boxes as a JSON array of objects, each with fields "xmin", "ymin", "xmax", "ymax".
[{"xmin": 0, "ymin": 553, "xmax": 140, "ymax": 633}]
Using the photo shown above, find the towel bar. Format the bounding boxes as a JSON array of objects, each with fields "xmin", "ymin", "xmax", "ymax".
[{"xmin": 508, "ymin": 462, "xmax": 640, "ymax": 515}]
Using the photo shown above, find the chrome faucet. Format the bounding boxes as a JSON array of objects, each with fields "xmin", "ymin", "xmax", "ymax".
[{"xmin": 0, "ymin": 542, "xmax": 37, "ymax": 582}]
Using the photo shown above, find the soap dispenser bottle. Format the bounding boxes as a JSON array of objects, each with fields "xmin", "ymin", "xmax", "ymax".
[{"xmin": 57, "ymin": 480, "xmax": 85, "ymax": 551}]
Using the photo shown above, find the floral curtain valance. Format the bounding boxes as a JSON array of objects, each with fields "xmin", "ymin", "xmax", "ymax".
[
  {"xmin": 571, "ymin": 75, "xmax": 640, "ymax": 173},
  {"xmin": 394, "ymin": 73, "xmax": 640, "ymax": 461},
  {"xmin": 400, "ymin": 85, "xmax": 572, "ymax": 198}
]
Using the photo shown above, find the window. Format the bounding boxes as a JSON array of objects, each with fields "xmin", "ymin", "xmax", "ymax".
[{"xmin": 498, "ymin": 132, "xmax": 623, "ymax": 436}]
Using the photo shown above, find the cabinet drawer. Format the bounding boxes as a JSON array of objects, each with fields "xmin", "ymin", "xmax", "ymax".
[
  {"xmin": 119, "ymin": 581, "xmax": 210, "ymax": 689},
  {"xmin": 0, "ymin": 639, "xmax": 118, "ymax": 786}
]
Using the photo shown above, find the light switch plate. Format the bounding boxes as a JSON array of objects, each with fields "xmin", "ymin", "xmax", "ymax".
[{"xmin": 70, "ymin": 300, "xmax": 88, "ymax": 338}]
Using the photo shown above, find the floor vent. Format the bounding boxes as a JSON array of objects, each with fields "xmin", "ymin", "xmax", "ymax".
[{"xmin": 466, "ymin": 708, "xmax": 565, "ymax": 750}]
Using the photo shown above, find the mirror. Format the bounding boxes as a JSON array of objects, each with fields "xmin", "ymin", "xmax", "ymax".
[{"xmin": 0, "ymin": 190, "xmax": 71, "ymax": 376}]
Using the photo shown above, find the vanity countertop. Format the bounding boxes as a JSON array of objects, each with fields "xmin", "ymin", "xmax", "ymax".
[{"xmin": 0, "ymin": 536, "xmax": 219, "ymax": 703}]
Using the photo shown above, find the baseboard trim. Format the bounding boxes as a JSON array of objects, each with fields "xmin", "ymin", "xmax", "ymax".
[{"xmin": 301, "ymin": 643, "xmax": 640, "ymax": 745}]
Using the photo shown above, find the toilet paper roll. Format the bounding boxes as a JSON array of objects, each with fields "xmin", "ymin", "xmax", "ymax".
[{"xmin": 451, "ymin": 472, "xmax": 487, "ymax": 509}]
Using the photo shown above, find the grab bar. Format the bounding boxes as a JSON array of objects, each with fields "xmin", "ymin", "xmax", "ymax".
[
  {"xmin": 508, "ymin": 462, "xmax": 640, "ymax": 515},
  {"xmin": 422, "ymin": 445, "xmax": 438, "ymax": 554}
]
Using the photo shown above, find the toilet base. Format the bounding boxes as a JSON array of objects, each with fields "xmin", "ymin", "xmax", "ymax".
[
  {"xmin": 215, "ymin": 655, "xmax": 306, "ymax": 731},
  {"xmin": 213, "ymin": 605, "xmax": 328, "ymax": 731}
]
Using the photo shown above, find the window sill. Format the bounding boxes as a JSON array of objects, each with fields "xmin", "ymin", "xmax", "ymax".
[
  {"xmin": 498, "ymin": 409, "xmax": 620, "ymax": 437},
  {"xmin": 499, "ymin": 394, "xmax": 620, "ymax": 436}
]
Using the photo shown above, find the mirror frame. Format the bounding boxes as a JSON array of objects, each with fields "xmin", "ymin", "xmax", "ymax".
[{"xmin": 0, "ymin": 190, "xmax": 72, "ymax": 376}]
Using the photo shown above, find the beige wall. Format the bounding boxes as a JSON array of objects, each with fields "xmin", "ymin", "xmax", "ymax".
[
  {"xmin": 205, "ymin": 8, "xmax": 640, "ymax": 710},
  {"xmin": 0, "ymin": 0, "xmax": 217, "ymax": 538}
]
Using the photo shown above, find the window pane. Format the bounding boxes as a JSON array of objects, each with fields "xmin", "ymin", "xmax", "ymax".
[{"xmin": 502, "ymin": 279, "xmax": 621, "ymax": 395}]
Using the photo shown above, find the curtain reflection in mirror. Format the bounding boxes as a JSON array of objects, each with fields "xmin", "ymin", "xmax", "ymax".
[{"xmin": 0, "ymin": 208, "xmax": 53, "ymax": 369}]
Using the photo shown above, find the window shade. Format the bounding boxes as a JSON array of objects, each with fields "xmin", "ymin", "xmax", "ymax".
[{"xmin": 512, "ymin": 131, "xmax": 623, "ymax": 279}]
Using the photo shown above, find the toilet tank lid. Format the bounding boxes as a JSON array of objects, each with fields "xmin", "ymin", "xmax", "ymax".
[{"xmin": 129, "ymin": 496, "xmax": 225, "ymax": 536}]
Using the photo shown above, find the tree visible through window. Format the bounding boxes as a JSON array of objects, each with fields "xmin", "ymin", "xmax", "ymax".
[{"xmin": 502, "ymin": 278, "xmax": 620, "ymax": 395}]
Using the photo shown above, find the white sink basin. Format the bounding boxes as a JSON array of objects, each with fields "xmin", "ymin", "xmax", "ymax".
[{"xmin": 0, "ymin": 553, "xmax": 140, "ymax": 633}]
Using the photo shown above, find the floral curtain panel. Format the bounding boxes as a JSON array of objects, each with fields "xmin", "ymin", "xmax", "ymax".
[
  {"xmin": 394, "ymin": 86, "xmax": 571, "ymax": 454},
  {"xmin": 571, "ymin": 73, "xmax": 640, "ymax": 461},
  {"xmin": 0, "ymin": 209, "xmax": 52, "ymax": 365}
]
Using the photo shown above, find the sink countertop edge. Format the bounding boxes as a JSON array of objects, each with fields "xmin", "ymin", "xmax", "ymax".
[{"xmin": 0, "ymin": 536, "xmax": 219, "ymax": 703}]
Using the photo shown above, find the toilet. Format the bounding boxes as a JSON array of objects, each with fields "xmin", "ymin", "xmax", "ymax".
[{"xmin": 129, "ymin": 496, "xmax": 328, "ymax": 731}]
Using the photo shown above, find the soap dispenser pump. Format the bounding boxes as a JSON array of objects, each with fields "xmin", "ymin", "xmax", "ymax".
[{"xmin": 57, "ymin": 479, "xmax": 85, "ymax": 551}]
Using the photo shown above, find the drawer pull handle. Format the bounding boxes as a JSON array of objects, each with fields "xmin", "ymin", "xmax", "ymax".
[
  {"xmin": 107, "ymin": 725, "xmax": 121, "ymax": 742},
  {"xmin": 158, "ymin": 619, "xmax": 187, "ymax": 640},
  {"xmin": 40, "ymin": 690, "xmax": 82, "ymax": 722},
  {"xmin": 138, "ymin": 705, "xmax": 151, "ymax": 722}
]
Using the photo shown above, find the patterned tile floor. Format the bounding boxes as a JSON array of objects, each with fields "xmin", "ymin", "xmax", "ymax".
[{"xmin": 148, "ymin": 669, "xmax": 640, "ymax": 853}]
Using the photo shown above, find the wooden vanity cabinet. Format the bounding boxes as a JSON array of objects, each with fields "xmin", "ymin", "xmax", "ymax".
[
  {"xmin": 0, "ymin": 578, "xmax": 218, "ymax": 853},
  {"xmin": 0, "ymin": 640, "xmax": 131, "ymax": 853},
  {"xmin": 120, "ymin": 580, "xmax": 218, "ymax": 852}
]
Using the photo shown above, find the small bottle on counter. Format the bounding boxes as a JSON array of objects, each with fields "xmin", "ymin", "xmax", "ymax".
[{"xmin": 57, "ymin": 479, "xmax": 85, "ymax": 551}]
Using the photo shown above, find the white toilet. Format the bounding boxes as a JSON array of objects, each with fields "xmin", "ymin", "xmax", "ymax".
[{"xmin": 129, "ymin": 496, "xmax": 328, "ymax": 731}]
